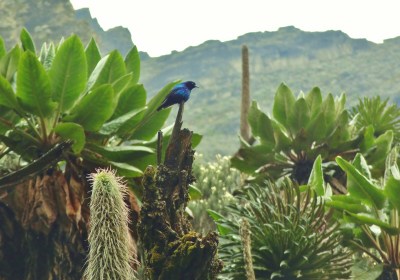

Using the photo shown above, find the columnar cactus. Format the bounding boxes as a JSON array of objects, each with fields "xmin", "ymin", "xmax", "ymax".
[{"xmin": 84, "ymin": 169, "xmax": 136, "ymax": 280}]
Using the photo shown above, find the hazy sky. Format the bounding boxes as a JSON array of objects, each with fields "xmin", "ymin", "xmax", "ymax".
[{"xmin": 70, "ymin": 0, "xmax": 400, "ymax": 57}]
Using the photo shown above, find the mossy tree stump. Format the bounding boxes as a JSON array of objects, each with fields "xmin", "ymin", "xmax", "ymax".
[{"xmin": 138, "ymin": 103, "xmax": 222, "ymax": 280}]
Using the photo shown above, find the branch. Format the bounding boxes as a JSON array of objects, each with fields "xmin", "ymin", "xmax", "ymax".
[{"xmin": 0, "ymin": 141, "xmax": 72, "ymax": 189}]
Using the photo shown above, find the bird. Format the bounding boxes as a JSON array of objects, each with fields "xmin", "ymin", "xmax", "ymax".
[{"xmin": 157, "ymin": 81, "xmax": 198, "ymax": 111}]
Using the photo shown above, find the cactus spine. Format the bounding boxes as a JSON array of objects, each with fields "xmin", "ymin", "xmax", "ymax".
[{"xmin": 84, "ymin": 169, "xmax": 135, "ymax": 280}]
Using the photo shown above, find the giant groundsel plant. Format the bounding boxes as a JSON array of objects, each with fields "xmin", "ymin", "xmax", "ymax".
[{"xmin": 0, "ymin": 29, "xmax": 182, "ymax": 179}]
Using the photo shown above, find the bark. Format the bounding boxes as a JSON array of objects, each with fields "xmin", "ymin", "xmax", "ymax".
[{"xmin": 139, "ymin": 103, "xmax": 223, "ymax": 280}]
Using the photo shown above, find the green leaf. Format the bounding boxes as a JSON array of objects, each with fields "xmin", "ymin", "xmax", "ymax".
[
  {"xmin": 112, "ymin": 73, "xmax": 134, "ymax": 101},
  {"xmin": 305, "ymin": 87, "xmax": 322, "ymax": 118},
  {"xmin": 125, "ymin": 45, "xmax": 140, "ymax": 84},
  {"xmin": 50, "ymin": 35, "xmax": 87, "ymax": 112},
  {"xmin": 87, "ymin": 50, "xmax": 126, "ymax": 90},
  {"xmin": 207, "ymin": 209, "xmax": 232, "ymax": 235},
  {"xmin": 85, "ymin": 38, "xmax": 101, "ymax": 76},
  {"xmin": 191, "ymin": 133, "xmax": 202, "ymax": 148},
  {"xmin": 88, "ymin": 144, "xmax": 154, "ymax": 162},
  {"xmin": 110, "ymin": 161, "xmax": 143, "ymax": 177},
  {"xmin": 322, "ymin": 93, "xmax": 336, "ymax": 132},
  {"xmin": 273, "ymin": 83, "xmax": 295, "ymax": 127},
  {"xmin": 0, "ymin": 75, "xmax": 20, "ymax": 110},
  {"xmin": 189, "ymin": 185, "xmax": 202, "ymax": 200},
  {"xmin": 20, "ymin": 28, "xmax": 36, "ymax": 53},
  {"xmin": 0, "ymin": 37, "xmax": 6, "ymax": 59},
  {"xmin": 16, "ymin": 51, "xmax": 56, "ymax": 118},
  {"xmin": 54, "ymin": 122, "xmax": 85, "ymax": 154},
  {"xmin": 113, "ymin": 84, "xmax": 146, "ymax": 118},
  {"xmin": 345, "ymin": 212, "xmax": 400, "ymax": 235},
  {"xmin": 352, "ymin": 153, "xmax": 372, "ymax": 179},
  {"xmin": 129, "ymin": 108, "xmax": 171, "ymax": 141},
  {"xmin": 308, "ymin": 155, "xmax": 324, "ymax": 196},
  {"xmin": 65, "ymin": 84, "xmax": 115, "ymax": 131},
  {"xmin": 99, "ymin": 108, "xmax": 146, "ymax": 136},
  {"xmin": 288, "ymin": 97, "xmax": 310, "ymax": 132},
  {"xmin": 248, "ymin": 101, "xmax": 275, "ymax": 147},
  {"xmin": 384, "ymin": 176, "xmax": 400, "ymax": 211},
  {"xmin": 0, "ymin": 45, "xmax": 21, "ymax": 81},
  {"xmin": 326, "ymin": 198, "xmax": 369, "ymax": 213},
  {"xmin": 336, "ymin": 156, "xmax": 386, "ymax": 209},
  {"xmin": 367, "ymin": 130, "xmax": 393, "ymax": 167}
]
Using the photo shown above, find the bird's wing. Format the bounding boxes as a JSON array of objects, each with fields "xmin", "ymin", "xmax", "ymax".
[{"xmin": 160, "ymin": 85, "xmax": 186, "ymax": 103}]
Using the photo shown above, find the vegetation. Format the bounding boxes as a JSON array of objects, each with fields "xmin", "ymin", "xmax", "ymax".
[
  {"xmin": 189, "ymin": 155, "xmax": 243, "ymax": 233},
  {"xmin": 0, "ymin": 29, "xmax": 175, "ymax": 279},
  {"xmin": 326, "ymin": 150, "xmax": 400, "ymax": 279},
  {"xmin": 213, "ymin": 181, "xmax": 352, "ymax": 279}
]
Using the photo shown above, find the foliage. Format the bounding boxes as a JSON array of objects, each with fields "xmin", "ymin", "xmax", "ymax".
[
  {"xmin": 0, "ymin": 29, "xmax": 177, "ymax": 180},
  {"xmin": 188, "ymin": 155, "xmax": 243, "ymax": 233},
  {"xmin": 231, "ymin": 84, "xmax": 354, "ymax": 190},
  {"xmin": 212, "ymin": 180, "xmax": 352, "ymax": 280},
  {"xmin": 85, "ymin": 169, "xmax": 136, "ymax": 280},
  {"xmin": 326, "ymin": 149, "xmax": 400, "ymax": 279},
  {"xmin": 350, "ymin": 96, "xmax": 400, "ymax": 142}
]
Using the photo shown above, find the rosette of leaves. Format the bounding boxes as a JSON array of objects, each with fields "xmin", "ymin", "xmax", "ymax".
[
  {"xmin": 0, "ymin": 29, "xmax": 185, "ymax": 181},
  {"xmin": 231, "ymin": 83, "xmax": 392, "ymax": 192},
  {"xmin": 326, "ymin": 148, "xmax": 400, "ymax": 279},
  {"xmin": 211, "ymin": 180, "xmax": 352, "ymax": 280},
  {"xmin": 350, "ymin": 96, "xmax": 400, "ymax": 142}
]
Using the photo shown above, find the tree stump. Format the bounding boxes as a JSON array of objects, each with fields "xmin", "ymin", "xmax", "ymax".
[{"xmin": 139, "ymin": 103, "xmax": 223, "ymax": 280}]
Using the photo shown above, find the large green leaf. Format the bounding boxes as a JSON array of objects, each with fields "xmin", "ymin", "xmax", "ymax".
[
  {"xmin": 16, "ymin": 51, "xmax": 56, "ymax": 118},
  {"xmin": 288, "ymin": 97, "xmax": 310, "ymax": 133},
  {"xmin": 110, "ymin": 161, "xmax": 143, "ymax": 177},
  {"xmin": 129, "ymin": 108, "xmax": 171, "ymax": 141},
  {"xmin": 64, "ymin": 84, "xmax": 115, "ymax": 131},
  {"xmin": 352, "ymin": 153, "xmax": 372, "ymax": 179},
  {"xmin": 336, "ymin": 156, "xmax": 386, "ymax": 209},
  {"xmin": 125, "ymin": 45, "xmax": 140, "ymax": 84},
  {"xmin": 99, "ymin": 107, "xmax": 146, "ymax": 136},
  {"xmin": 113, "ymin": 84, "xmax": 146, "ymax": 118},
  {"xmin": 305, "ymin": 87, "xmax": 322, "ymax": 118},
  {"xmin": 0, "ymin": 75, "xmax": 20, "ymax": 110},
  {"xmin": 308, "ymin": 155, "xmax": 324, "ymax": 196},
  {"xmin": 272, "ymin": 83, "xmax": 295, "ymax": 127},
  {"xmin": 20, "ymin": 28, "xmax": 36, "ymax": 53},
  {"xmin": 54, "ymin": 122, "xmax": 85, "ymax": 154},
  {"xmin": 0, "ymin": 45, "xmax": 21, "ymax": 81},
  {"xmin": 345, "ymin": 212, "xmax": 400, "ymax": 235},
  {"xmin": 384, "ymin": 176, "xmax": 400, "ymax": 211},
  {"xmin": 87, "ymin": 50, "xmax": 126, "ymax": 90},
  {"xmin": 88, "ymin": 144, "xmax": 154, "ymax": 162},
  {"xmin": 85, "ymin": 38, "xmax": 101, "ymax": 76},
  {"xmin": 248, "ymin": 101, "xmax": 275, "ymax": 147},
  {"xmin": 326, "ymin": 196, "xmax": 369, "ymax": 213},
  {"xmin": 50, "ymin": 35, "xmax": 87, "ymax": 112}
]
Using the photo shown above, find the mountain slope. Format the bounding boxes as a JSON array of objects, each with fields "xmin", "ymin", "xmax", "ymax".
[{"xmin": 139, "ymin": 26, "xmax": 400, "ymax": 158}]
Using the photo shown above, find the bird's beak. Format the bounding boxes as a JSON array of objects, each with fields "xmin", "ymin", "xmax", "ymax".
[{"xmin": 195, "ymin": 85, "xmax": 199, "ymax": 88}]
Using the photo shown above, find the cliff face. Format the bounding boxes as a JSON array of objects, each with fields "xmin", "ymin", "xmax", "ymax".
[{"xmin": 0, "ymin": 0, "xmax": 133, "ymax": 55}]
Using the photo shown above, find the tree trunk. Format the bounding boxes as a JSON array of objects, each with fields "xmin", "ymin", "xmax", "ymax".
[{"xmin": 139, "ymin": 103, "xmax": 223, "ymax": 279}]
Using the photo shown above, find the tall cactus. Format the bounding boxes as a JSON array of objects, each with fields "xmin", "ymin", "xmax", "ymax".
[
  {"xmin": 240, "ymin": 45, "xmax": 251, "ymax": 143},
  {"xmin": 84, "ymin": 169, "xmax": 136, "ymax": 280},
  {"xmin": 240, "ymin": 218, "xmax": 255, "ymax": 280}
]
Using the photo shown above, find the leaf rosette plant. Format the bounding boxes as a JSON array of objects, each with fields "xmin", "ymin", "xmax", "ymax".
[{"xmin": 0, "ymin": 29, "xmax": 183, "ymax": 180}]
